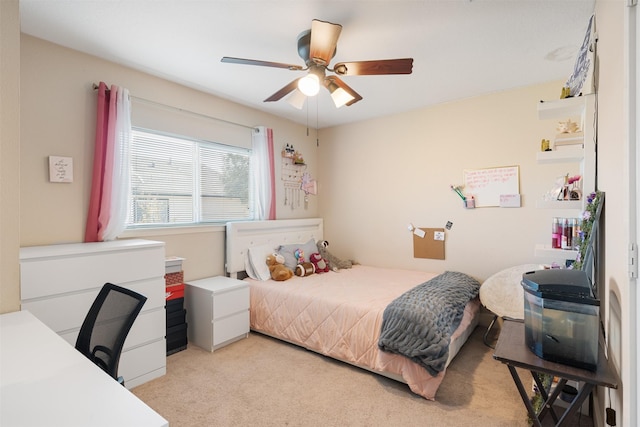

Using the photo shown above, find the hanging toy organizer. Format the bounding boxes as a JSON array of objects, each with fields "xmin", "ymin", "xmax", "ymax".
[{"xmin": 281, "ymin": 145, "xmax": 307, "ymax": 210}]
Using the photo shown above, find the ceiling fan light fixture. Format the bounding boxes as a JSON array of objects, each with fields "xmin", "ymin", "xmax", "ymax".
[
  {"xmin": 298, "ymin": 74, "xmax": 320, "ymax": 96},
  {"xmin": 329, "ymin": 85, "xmax": 355, "ymax": 108},
  {"xmin": 286, "ymin": 89, "xmax": 307, "ymax": 109}
]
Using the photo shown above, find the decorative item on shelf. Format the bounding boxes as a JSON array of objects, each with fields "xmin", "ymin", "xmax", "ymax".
[
  {"xmin": 572, "ymin": 191, "xmax": 603, "ymax": 270},
  {"xmin": 557, "ymin": 174, "xmax": 582, "ymax": 201},
  {"xmin": 293, "ymin": 151, "xmax": 305, "ymax": 165},
  {"xmin": 551, "ymin": 217, "xmax": 581, "ymax": 250},
  {"xmin": 557, "ymin": 119, "xmax": 580, "ymax": 134},
  {"xmin": 282, "ymin": 144, "xmax": 295, "ymax": 158},
  {"xmin": 544, "ymin": 174, "xmax": 580, "ymax": 202},
  {"xmin": 554, "ymin": 119, "xmax": 583, "ymax": 150},
  {"xmin": 540, "ymin": 139, "xmax": 551, "ymax": 152},
  {"xmin": 564, "ymin": 14, "xmax": 595, "ymax": 98}
]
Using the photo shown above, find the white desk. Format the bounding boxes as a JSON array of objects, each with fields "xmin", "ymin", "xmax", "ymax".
[{"xmin": 0, "ymin": 310, "xmax": 168, "ymax": 427}]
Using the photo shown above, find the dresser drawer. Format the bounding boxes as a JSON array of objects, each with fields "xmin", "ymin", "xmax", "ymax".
[
  {"xmin": 213, "ymin": 286, "xmax": 249, "ymax": 320},
  {"xmin": 213, "ymin": 310, "xmax": 249, "ymax": 348}
]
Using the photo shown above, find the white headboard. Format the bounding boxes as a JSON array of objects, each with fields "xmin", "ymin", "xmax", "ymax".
[{"xmin": 225, "ymin": 218, "xmax": 324, "ymax": 277}]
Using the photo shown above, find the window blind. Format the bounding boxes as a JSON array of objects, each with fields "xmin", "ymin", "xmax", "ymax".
[{"xmin": 128, "ymin": 128, "xmax": 252, "ymax": 227}]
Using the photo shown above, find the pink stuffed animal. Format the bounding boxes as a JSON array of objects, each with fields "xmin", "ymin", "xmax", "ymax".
[{"xmin": 309, "ymin": 252, "xmax": 329, "ymax": 273}]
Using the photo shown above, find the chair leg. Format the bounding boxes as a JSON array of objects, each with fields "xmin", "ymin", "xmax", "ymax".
[{"xmin": 483, "ymin": 314, "xmax": 499, "ymax": 348}]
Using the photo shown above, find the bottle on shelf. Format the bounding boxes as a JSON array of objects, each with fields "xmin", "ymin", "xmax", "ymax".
[{"xmin": 552, "ymin": 217, "xmax": 562, "ymax": 249}]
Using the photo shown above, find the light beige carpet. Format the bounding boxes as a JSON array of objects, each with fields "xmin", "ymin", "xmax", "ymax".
[{"xmin": 133, "ymin": 327, "xmax": 594, "ymax": 426}]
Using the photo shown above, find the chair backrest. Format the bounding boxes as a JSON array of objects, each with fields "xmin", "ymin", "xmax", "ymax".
[{"xmin": 75, "ymin": 283, "xmax": 147, "ymax": 383}]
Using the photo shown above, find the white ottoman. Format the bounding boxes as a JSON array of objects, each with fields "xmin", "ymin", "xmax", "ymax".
[{"xmin": 480, "ymin": 264, "xmax": 542, "ymax": 346}]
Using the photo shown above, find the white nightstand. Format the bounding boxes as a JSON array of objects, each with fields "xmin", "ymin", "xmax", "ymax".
[{"xmin": 185, "ymin": 276, "xmax": 249, "ymax": 352}]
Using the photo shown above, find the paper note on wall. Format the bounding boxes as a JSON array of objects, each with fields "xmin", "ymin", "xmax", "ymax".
[
  {"xmin": 413, "ymin": 228, "xmax": 445, "ymax": 260},
  {"xmin": 463, "ymin": 166, "xmax": 519, "ymax": 207}
]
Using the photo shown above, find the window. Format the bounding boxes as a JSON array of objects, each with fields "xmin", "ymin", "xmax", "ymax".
[{"xmin": 128, "ymin": 128, "xmax": 252, "ymax": 227}]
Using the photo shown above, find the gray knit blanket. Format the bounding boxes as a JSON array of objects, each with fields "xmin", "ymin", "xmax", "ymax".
[{"xmin": 378, "ymin": 271, "xmax": 480, "ymax": 376}]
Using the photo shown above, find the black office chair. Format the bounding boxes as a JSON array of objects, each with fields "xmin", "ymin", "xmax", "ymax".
[{"xmin": 75, "ymin": 283, "xmax": 147, "ymax": 386}]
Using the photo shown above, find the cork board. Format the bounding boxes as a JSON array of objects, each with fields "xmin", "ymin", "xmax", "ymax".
[{"xmin": 413, "ymin": 228, "xmax": 445, "ymax": 260}]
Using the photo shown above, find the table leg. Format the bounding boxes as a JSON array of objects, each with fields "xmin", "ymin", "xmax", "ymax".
[
  {"xmin": 555, "ymin": 383, "xmax": 594, "ymax": 426},
  {"xmin": 507, "ymin": 365, "xmax": 543, "ymax": 427},
  {"xmin": 534, "ymin": 374, "xmax": 565, "ymax": 424},
  {"xmin": 483, "ymin": 314, "xmax": 498, "ymax": 348}
]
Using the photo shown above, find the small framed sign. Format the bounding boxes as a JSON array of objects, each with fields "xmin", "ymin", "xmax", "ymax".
[{"xmin": 49, "ymin": 156, "xmax": 73, "ymax": 183}]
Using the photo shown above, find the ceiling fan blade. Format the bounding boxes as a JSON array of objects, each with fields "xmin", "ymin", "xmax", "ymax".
[
  {"xmin": 324, "ymin": 76, "xmax": 363, "ymax": 107},
  {"xmin": 309, "ymin": 19, "xmax": 342, "ymax": 66},
  {"xmin": 221, "ymin": 56, "xmax": 303, "ymax": 71},
  {"xmin": 264, "ymin": 78, "xmax": 302, "ymax": 102},
  {"xmin": 333, "ymin": 58, "xmax": 413, "ymax": 76}
]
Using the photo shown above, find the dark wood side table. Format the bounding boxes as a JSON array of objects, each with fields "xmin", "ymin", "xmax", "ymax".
[{"xmin": 493, "ymin": 320, "xmax": 618, "ymax": 427}]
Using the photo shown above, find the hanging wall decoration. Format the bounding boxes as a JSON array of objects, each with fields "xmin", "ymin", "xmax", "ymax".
[
  {"xmin": 281, "ymin": 144, "xmax": 307, "ymax": 210},
  {"xmin": 301, "ymin": 172, "xmax": 318, "ymax": 209},
  {"xmin": 564, "ymin": 14, "xmax": 595, "ymax": 98}
]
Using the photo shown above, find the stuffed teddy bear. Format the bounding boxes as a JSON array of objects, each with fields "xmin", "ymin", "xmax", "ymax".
[
  {"xmin": 266, "ymin": 253, "xmax": 293, "ymax": 281},
  {"xmin": 316, "ymin": 240, "xmax": 353, "ymax": 271},
  {"xmin": 309, "ymin": 252, "xmax": 329, "ymax": 273}
]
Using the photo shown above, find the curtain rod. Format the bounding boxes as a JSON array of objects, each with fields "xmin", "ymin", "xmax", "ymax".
[{"xmin": 92, "ymin": 83, "xmax": 257, "ymax": 131}]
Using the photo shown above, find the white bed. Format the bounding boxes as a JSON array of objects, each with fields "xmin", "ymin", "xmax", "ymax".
[{"xmin": 225, "ymin": 218, "xmax": 480, "ymax": 400}]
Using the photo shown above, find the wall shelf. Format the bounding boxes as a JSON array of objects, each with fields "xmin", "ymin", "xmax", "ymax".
[
  {"xmin": 535, "ymin": 244, "xmax": 578, "ymax": 260},
  {"xmin": 534, "ymin": 94, "xmax": 596, "ymax": 264},
  {"xmin": 535, "ymin": 200, "xmax": 583, "ymax": 210},
  {"xmin": 536, "ymin": 148, "xmax": 584, "ymax": 164},
  {"xmin": 537, "ymin": 95, "xmax": 592, "ymax": 120}
]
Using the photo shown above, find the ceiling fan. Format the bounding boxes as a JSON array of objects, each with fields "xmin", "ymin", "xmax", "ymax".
[{"xmin": 221, "ymin": 19, "xmax": 413, "ymax": 108}]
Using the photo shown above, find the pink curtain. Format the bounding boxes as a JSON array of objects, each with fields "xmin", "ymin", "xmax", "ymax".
[
  {"xmin": 266, "ymin": 128, "xmax": 276, "ymax": 220},
  {"xmin": 84, "ymin": 82, "xmax": 118, "ymax": 242}
]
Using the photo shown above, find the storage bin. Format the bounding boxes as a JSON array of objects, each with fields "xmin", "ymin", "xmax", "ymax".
[
  {"xmin": 166, "ymin": 308, "xmax": 186, "ymax": 328},
  {"xmin": 522, "ymin": 269, "xmax": 599, "ymax": 371},
  {"xmin": 166, "ymin": 323, "xmax": 188, "ymax": 355},
  {"xmin": 165, "ymin": 282, "xmax": 184, "ymax": 300}
]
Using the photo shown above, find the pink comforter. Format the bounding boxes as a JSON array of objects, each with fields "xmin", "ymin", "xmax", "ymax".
[{"xmin": 248, "ymin": 265, "xmax": 479, "ymax": 400}]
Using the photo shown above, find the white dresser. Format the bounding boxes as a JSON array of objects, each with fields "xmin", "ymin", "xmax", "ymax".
[
  {"xmin": 19, "ymin": 239, "xmax": 167, "ymax": 389},
  {"xmin": 185, "ymin": 276, "xmax": 249, "ymax": 351}
]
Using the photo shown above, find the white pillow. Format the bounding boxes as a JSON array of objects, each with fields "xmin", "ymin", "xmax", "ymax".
[
  {"xmin": 247, "ymin": 244, "xmax": 277, "ymax": 281},
  {"xmin": 244, "ymin": 253, "xmax": 259, "ymax": 280}
]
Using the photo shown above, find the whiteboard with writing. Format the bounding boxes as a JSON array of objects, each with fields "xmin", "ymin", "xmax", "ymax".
[{"xmin": 463, "ymin": 166, "xmax": 520, "ymax": 207}]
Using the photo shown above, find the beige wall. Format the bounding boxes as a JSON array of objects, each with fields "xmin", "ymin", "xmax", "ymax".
[
  {"xmin": 19, "ymin": 35, "xmax": 318, "ymax": 284},
  {"xmin": 318, "ymin": 81, "xmax": 575, "ymax": 280},
  {"xmin": 0, "ymin": 0, "xmax": 21, "ymax": 314}
]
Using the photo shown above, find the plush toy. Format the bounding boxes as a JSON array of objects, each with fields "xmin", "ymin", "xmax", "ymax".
[
  {"xmin": 293, "ymin": 248, "xmax": 315, "ymax": 276},
  {"xmin": 266, "ymin": 253, "xmax": 293, "ymax": 281},
  {"xmin": 316, "ymin": 240, "xmax": 353, "ymax": 271},
  {"xmin": 294, "ymin": 248, "xmax": 306, "ymax": 263},
  {"xmin": 309, "ymin": 252, "xmax": 329, "ymax": 273},
  {"xmin": 295, "ymin": 262, "xmax": 315, "ymax": 277}
]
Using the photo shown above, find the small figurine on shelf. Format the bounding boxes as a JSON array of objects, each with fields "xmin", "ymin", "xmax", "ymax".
[
  {"xmin": 540, "ymin": 139, "xmax": 551, "ymax": 152},
  {"xmin": 293, "ymin": 151, "xmax": 305, "ymax": 165},
  {"xmin": 556, "ymin": 119, "xmax": 580, "ymax": 134},
  {"xmin": 282, "ymin": 144, "xmax": 295, "ymax": 158}
]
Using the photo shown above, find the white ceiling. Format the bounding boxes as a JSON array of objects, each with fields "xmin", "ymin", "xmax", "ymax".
[{"xmin": 19, "ymin": 0, "xmax": 595, "ymax": 129}]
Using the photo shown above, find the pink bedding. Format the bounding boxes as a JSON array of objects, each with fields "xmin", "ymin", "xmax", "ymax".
[{"xmin": 247, "ymin": 265, "xmax": 480, "ymax": 400}]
